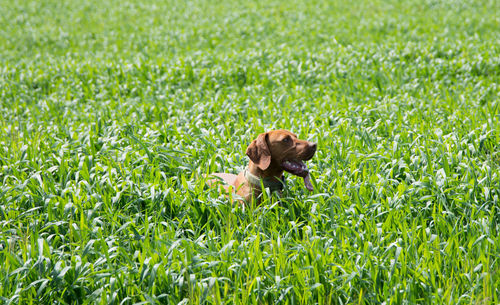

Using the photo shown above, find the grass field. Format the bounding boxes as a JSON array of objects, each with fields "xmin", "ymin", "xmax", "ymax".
[{"xmin": 0, "ymin": 0, "xmax": 499, "ymax": 303}]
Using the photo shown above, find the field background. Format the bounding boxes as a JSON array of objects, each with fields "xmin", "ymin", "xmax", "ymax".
[{"xmin": 0, "ymin": 0, "xmax": 499, "ymax": 304}]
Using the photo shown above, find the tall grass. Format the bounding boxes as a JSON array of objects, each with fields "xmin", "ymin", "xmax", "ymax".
[{"xmin": 0, "ymin": 0, "xmax": 498, "ymax": 303}]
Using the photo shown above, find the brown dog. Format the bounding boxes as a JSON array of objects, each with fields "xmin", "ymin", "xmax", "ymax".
[{"xmin": 209, "ymin": 130, "xmax": 317, "ymax": 202}]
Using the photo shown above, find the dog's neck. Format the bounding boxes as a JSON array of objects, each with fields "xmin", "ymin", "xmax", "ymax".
[{"xmin": 246, "ymin": 161, "xmax": 285, "ymax": 191}]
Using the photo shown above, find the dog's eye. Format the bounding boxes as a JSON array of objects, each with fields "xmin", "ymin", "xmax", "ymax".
[{"xmin": 282, "ymin": 137, "xmax": 290, "ymax": 143}]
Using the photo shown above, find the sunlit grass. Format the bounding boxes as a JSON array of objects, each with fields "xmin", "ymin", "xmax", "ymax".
[{"xmin": 0, "ymin": 0, "xmax": 499, "ymax": 304}]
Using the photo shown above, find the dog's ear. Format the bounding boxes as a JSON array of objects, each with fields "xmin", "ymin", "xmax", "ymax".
[{"xmin": 246, "ymin": 132, "xmax": 271, "ymax": 170}]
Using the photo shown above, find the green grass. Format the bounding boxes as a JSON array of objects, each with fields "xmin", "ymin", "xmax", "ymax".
[{"xmin": 0, "ymin": 0, "xmax": 499, "ymax": 303}]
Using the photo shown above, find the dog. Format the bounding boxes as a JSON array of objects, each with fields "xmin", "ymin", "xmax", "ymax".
[{"xmin": 208, "ymin": 129, "xmax": 317, "ymax": 202}]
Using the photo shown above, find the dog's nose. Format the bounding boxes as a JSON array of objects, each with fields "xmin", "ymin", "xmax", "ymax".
[{"xmin": 309, "ymin": 142, "xmax": 317, "ymax": 151}]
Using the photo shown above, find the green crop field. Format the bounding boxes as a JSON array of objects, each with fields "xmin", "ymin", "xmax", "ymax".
[{"xmin": 0, "ymin": 0, "xmax": 499, "ymax": 304}]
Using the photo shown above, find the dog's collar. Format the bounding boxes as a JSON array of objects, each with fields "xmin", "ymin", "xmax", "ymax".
[{"xmin": 244, "ymin": 170, "xmax": 285, "ymax": 192}]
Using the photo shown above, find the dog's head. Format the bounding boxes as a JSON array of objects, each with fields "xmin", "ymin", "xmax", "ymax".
[{"xmin": 246, "ymin": 129, "xmax": 317, "ymax": 190}]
